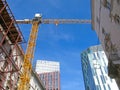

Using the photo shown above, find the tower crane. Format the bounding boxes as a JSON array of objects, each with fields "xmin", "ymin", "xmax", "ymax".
[{"xmin": 16, "ymin": 14, "xmax": 91, "ymax": 90}]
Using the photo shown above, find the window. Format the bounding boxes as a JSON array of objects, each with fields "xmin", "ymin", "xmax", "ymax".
[
  {"xmin": 93, "ymin": 53, "xmax": 97, "ymax": 60},
  {"xmin": 104, "ymin": 67, "xmax": 108, "ymax": 74},
  {"xmin": 97, "ymin": 52, "xmax": 100, "ymax": 59},
  {"xmin": 103, "ymin": 84, "xmax": 106, "ymax": 90},
  {"xmin": 103, "ymin": 0, "xmax": 111, "ymax": 10},
  {"xmin": 117, "ymin": 0, "xmax": 120, "ymax": 4},
  {"xmin": 87, "ymin": 86, "xmax": 90, "ymax": 90},
  {"xmin": 108, "ymin": 84, "xmax": 111, "ymax": 90},
  {"xmin": 102, "ymin": 58, "xmax": 106, "ymax": 66},
  {"xmin": 96, "ymin": 85, "xmax": 101, "ymax": 90},
  {"xmin": 96, "ymin": 17, "xmax": 100, "ymax": 24},
  {"xmin": 114, "ymin": 14, "xmax": 120, "ymax": 24},
  {"xmin": 102, "ymin": 28, "xmax": 105, "ymax": 34},
  {"xmin": 96, "ymin": 76, "xmax": 100, "ymax": 85},
  {"xmin": 100, "ymin": 75, "xmax": 106, "ymax": 83}
]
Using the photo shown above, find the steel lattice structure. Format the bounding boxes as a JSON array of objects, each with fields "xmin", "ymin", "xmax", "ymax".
[{"xmin": 0, "ymin": 0, "xmax": 24, "ymax": 89}]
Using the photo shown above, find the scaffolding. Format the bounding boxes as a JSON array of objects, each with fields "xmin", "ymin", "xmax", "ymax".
[{"xmin": 0, "ymin": 0, "xmax": 25, "ymax": 89}]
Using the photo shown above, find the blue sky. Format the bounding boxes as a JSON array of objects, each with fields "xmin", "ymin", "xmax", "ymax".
[{"xmin": 7, "ymin": 0, "xmax": 99, "ymax": 90}]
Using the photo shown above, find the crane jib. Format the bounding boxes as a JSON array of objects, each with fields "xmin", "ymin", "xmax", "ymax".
[{"xmin": 16, "ymin": 19, "xmax": 91, "ymax": 24}]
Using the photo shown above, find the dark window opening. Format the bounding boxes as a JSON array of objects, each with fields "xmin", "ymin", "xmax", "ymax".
[
  {"xmin": 117, "ymin": 0, "xmax": 120, "ymax": 4},
  {"xmin": 103, "ymin": 0, "xmax": 111, "ymax": 10},
  {"xmin": 114, "ymin": 14, "xmax": 120, "ymax": 24},
  {"xmin": 96, "ymin": 17, "xmax": 100, "ymax": 24}
]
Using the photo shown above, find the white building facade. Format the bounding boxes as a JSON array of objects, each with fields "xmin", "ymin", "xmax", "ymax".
[
  {"xmin": 91, "ymin": 0, "xmax": 120, "ymax": 87},
  {"xmin": 81, "ymin": 45, "xmax": 119, "ymax": 90},
  {"xmin": 30, "ymin": 70, "xmax": 45, "ymax": 90}
]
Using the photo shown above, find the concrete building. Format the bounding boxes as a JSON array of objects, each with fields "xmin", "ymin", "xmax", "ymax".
[
  {"xmin": 81, "ymin": 45, "xmax": 119, "ymax": 90},
  {"xmin": 0, "ymin": 0, "xmax": 45, "ymax": 90},
  {"xmin": 35, "ymin": 60, "xmax": 60, "ymax": 90},
  {"xmin": 91, "ymin": 0, "xmax": 120, "ymax": 88}
]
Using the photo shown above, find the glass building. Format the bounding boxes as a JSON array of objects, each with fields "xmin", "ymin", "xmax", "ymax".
[
  {"xmin": 81, "ymin": 45, "xmax": 119, "ymax": 90},
  {"xmin": 35, "ymin": 60, "xmax": 60, "ymax": 90}
]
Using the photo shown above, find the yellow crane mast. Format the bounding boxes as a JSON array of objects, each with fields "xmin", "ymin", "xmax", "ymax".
[
  {"xmin": 17, "ymin": 14, "xmax": 42, "ymax": 90},
  {"xmin": 16, "ymin": 14, "xmax": 91, "ymax": 90}
]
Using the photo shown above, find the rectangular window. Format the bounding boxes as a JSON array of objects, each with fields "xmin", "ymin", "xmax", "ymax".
[
  {"xmin": 117, "ymin": 0, "xmax": 120, "ymax": 4},
  {"xmin": 103, "ymin": 85, "xmax": 106, "ymax": 90},
  {"xmin": 97, "ymin": 52, "xmax": 100, "ymax": 59},
  {"xmin": 108, "ymin": 84, "xmax": 111, "ymax": 90},
  {"xmin": 96, "ymin": 76, "xmax": 100, "ymax": 85},
  {"xmin": 102, "ymin": 58, "xmax": 106, "ymax": 66},
  {"xmin": 103, "ymin": 0, "xmax": 111, "ymax": 10},
  {"xmin": 100, "ymin": 67, "xmax": 104, "ymax": 75},
  {"xmin": 96, "ymin": 85, "xmax": 101, "ymax": 90},
  {"xmin": 114, "ymin": 14, "xmax": 120, "ymax": 24},
  {"xmin": 106, "ymin": 1, "xmax": 111, "ymax": 10},
  {"xmin": 100, "ymin": 75, "xmax": 106, "ymax": 83},
  {"xmin": 104, "ymin": 67, "xmax": 108, "ymax": 74},
  {"xmin": 93, "ymin": 53, "xmax": 97, "ymax": 60},
  {"xmin": 96, "ymin": 17, "xmax": 100, "ymax": 24}
]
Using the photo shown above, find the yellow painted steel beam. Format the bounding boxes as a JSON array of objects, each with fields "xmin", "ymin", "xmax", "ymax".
[{"xmin": 17, "ymin": 20, "xmax": 40, "ymax": 90}]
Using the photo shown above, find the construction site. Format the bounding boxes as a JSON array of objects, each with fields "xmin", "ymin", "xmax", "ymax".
[
  {"xmin": 0, "ymin": 0, "xmax": 120, "ymax": 90},
  {"xmin": 0, "ymin": 0, "xmax": 45, "ymax": 90}
]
